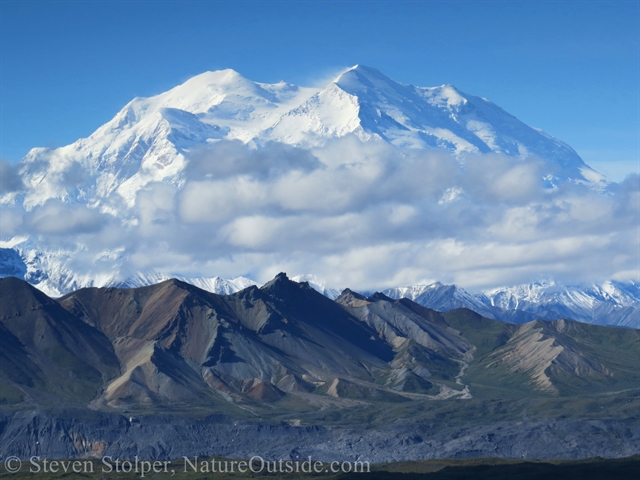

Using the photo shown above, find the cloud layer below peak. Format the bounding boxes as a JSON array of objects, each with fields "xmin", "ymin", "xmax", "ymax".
[{"xmin": 2, "ymin": 137, "xmax": 638, "ymax": 291}]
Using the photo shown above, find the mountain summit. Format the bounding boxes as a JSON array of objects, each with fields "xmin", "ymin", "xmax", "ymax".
[
  {"xmin": 269, "ymin": 64, "xmax": 589, "ymax": 171},
  {"xmin": 8, "ymin": 65, "xmax": 604, "ymax": 212}
]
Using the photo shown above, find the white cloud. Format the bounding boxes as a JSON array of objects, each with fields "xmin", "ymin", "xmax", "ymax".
[
  {"xmin": 25, "ymin": 200, "xmax": 107, "ymax": 235},
  {"xmin": 7, "ymin": 138, "xmax": 639, "ymax": 291}
]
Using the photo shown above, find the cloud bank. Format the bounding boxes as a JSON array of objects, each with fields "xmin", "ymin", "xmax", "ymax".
[{"xmin": 4, "ymin": 137, "xmax": 638, "ymax": 291}]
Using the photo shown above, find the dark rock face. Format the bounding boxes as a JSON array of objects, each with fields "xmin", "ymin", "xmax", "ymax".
[{"xmin": 0, "ymin": 277, "xmax": 119, "ymax": 405}]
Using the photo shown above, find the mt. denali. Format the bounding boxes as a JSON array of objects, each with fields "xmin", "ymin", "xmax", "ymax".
[
  {"xmin": 10, "ymin": 65, "xmax": 606, "ymax": 212},
  {"xmin": 1, "ymin": 65, "xmax": 632, "ymax": 326}
]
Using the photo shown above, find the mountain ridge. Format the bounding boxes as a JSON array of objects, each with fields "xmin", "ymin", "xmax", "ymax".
[
  {"xmin": 2, "ymin": 273, "xmax": 638, "ymax": 409},
  {"xmin": 2, "ymin": 244, "xmax": 638, "ymax": 328}
]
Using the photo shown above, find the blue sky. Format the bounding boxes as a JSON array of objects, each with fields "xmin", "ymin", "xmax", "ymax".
[{"xmin": 1, "ymin": 0, "xmax": 638, "ymax": 180}]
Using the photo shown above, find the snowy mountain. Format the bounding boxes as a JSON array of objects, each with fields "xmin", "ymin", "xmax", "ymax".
[
  {"xmin": 382, "ymin": 282, "xmax": 497, "ymax": 319},
  {"xmin": 2, "ymin": 237, "xmax": 638, "ymax": 326},
  {"xmin": 383, "ymin": 280, "xmax": 640, "ymax": 328},
  {"xmin": 291, "ymin": 274, "xmax": 342, "ymax": 300},
  {"xmin": 268, "ymin": 64, "xmax": 592, "ymax": 181},
  {"xmin": 478, "ymin": 281, "xmax": 640, "ymax": 327},
  {"xmin": 12, "ymin": 69, "xmax": 318, "ymax": 210},
  {"xmin": 4, "ymin": 65, "xmax": 607, "ymax": 213}
]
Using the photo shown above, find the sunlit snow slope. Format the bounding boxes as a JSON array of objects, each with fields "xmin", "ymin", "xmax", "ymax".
[{"xmin": 5, "ymin": 65, "xmax": 607, "ymax": 213}]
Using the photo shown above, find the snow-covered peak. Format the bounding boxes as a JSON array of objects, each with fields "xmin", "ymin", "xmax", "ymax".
[
  {"xmin": 265, "ymin": 81, "xmax": 366, "ymax": 146},
  {"xmin": 377, "ymin": 279, "xmax": 640, "ymax": 328},
  {"xmin": 333, "ymin": 65, "xmax": 401, "ymax": 94},
  {"xmin": 382, "ymin": 281, "xmax": 497, "ymax": 318},
  {"xmin": 2, "ymin": 244, "xmax": 637, "ymax": 327},
  {"xmin": 10, "ymin": 65, "xmax": 604, "ymax": 213},
  {"xmin": 126, "ymin": 69, "xmax": 268, "ymax": 117},
  {"xmin": 121, "ymin": 272, "xmax": 257, "ymax": 296},
  {"xmin": 265, "ymin": 64, "xmax": 591, "ymax": 175},
  {"xmin": 15, "ymin": 69, "xmax": 322, "ymax": 210},
  {"xmin": 98, "ymin": 69, "xmax": 317, "ymax": 135}
]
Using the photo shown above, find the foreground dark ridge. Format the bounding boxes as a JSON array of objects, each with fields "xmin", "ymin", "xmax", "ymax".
[{"xmin": 1, "ymin": 274, "xmax": 639, "ymax": 461}]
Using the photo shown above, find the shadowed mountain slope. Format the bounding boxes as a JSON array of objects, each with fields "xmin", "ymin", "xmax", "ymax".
[{"xmin": 0, "ymin": 277, "xmax": 119, "ymax": 405}]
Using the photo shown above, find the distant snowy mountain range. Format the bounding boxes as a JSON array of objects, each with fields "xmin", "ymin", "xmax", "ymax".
[
  {"xmin": 298, "ymin": 275, "xmax": 640, "ymax": 329},
  {"xmin": 1, "ymin": 65, "xmax": 633, "ymax": 327},
  {"xmin": 382, "ymin": 280, "xmax": 640, "ymax": 328}
]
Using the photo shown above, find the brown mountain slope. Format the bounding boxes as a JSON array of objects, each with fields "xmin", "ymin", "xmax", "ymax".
[
  {"xmin": 58, "ymin": 275, "xmax": 400, "ymax": 408},
  {"xmin": 443, "ymin": 309, "xmax": 640, "ymax": 396},
  {"xmin": 60, "ymin": 279, "xmax": 249, "ymax": 407}
]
